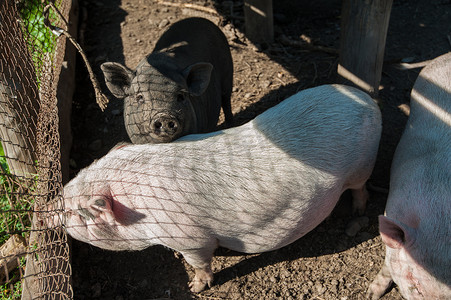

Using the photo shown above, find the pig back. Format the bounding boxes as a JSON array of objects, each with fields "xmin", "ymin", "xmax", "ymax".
[
  {"xmin": 409, "ymin": 52, "xmax": 451, "ymax": 130},
  {"xmin": 388, "ymin": 51, "xmax": 451, "ymax": 212},
  {"xmin": 252, "ymin": 84, "xmax": 382, "ymax": 184}
]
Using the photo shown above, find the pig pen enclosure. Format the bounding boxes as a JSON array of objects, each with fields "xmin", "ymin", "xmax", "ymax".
[
  {"xmin": 0, "ymin": 0, "xmax": 450, "ymax": 299},
  {"xmin": 0, "ymin": 0, "xmax": 74, "ymax": 299}
]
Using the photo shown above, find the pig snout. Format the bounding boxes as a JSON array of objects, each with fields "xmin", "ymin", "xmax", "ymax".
[{"xmin": 150, "ymin": 112, "xmax": 182, "ymax": 142}]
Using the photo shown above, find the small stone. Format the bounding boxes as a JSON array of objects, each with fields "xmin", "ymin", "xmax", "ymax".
[
  {"xmin": 345, "ymin": 216, "xmax": 369, "ymax": 237},
  {"xmin": 244, "ymin": 93, "xmax": 252, "ymax": 99},
  {"xmin": 345, "ymin": 222, "xmax": 360, "ymax": 236},
  {"xmin": 158, "ymin": 19, "xmax": 169, "ymax": 28},
  {"xmin": 315, "ymin": 282, "xmax": 326, "ymax": 295},
  {"xmin": 260, "ymin": 80, "xmax": 271, "ymax": 89}
]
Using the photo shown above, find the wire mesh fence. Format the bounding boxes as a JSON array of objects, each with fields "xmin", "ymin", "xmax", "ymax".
[{"xmin": 0, "ymin": 0, "xmax": 73, "ymax": 298}]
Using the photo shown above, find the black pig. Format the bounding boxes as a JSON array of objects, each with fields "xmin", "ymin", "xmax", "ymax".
[{"xmin": 101, "ymin": 17, "xmax": 233, "ymax": 143}]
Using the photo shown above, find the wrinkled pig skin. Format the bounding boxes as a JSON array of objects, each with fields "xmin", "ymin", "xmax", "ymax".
[
  {"xmin": 101, "ymin": 17, "xmax": 233, "ymax": 144},
  {"xmin": 367, "ymin": 53, "xmax": 451, "ymax": 299},
  {"xmin": 60, "ymin": 85, "xmax": 382, "ymax": 292}
]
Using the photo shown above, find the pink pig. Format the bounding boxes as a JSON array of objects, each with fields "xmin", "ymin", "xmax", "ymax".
[
  {"xmin": 58, "ymin": 84, "xmax": 382, "ymax": 292},
  {"xmin": 367, "ymin": 53, "xmax": 451, "ymax": 299}
]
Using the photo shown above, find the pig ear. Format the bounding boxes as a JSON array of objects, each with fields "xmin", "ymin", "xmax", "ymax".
[
  {"xmin": 101, "ymin": 62, "xmax": 134, "ymax": 99},
  {"xmin": 88, "ymin": 197, "xmax": 116, "ymax": 224},
  {"xmin": 378, "ymin": 215, "xmax": 416, "ymax": 249},
  {"xmin": 182, "ymin": 63, "xmax": 213, "ymax": 97}
]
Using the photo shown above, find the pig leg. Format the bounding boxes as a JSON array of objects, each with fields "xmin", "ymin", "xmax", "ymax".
[
  {"xmin": 221, "ymin": 93, "xmax": 233, "ymax": 126},
  {"xmin": 367, "ymin": 261, "xmax": 393, "ymax": 299},
  {"xmin": 351, "ymin": 183, "xmax": 369, "ymax": 215},
  {"xmin": 189, "ymin": 265, "xmax": 213, "ymax": 293},
  {"xmin": 180, "ymin": 243, "xmax": 217, "ymax": 292}
]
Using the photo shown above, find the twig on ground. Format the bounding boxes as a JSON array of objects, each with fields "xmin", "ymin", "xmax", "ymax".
[
  {"xmin": 278, "ymin": 34, "xmax": 339, "ymax": 55},
  {"xmin": 0, "ymin": 235, "xmax": 27, "ymax": 283},
  {"xmin": 156, "ymin": 0, "xmax": 218, "ymax": 15}
]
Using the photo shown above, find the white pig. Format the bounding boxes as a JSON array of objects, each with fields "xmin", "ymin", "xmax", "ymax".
[
  {"xmin": 367, "ymin": 52, "xmax": 451, "ymax": 299},
  {"xmin": 59, "ymin": 84, "xmax": 382, "ymax": 292}
]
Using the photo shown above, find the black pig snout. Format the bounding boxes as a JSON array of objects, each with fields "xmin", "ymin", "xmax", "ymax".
[{"xmin": 151, "ymin": 113, "xmax": 182, "ymax": 139}]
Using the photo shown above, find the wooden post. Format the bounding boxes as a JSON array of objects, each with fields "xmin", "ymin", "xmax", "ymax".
[
  {"xmin": 0, "ymin": 0, "xmax": 39, "ymax": 179},
  {"xmin": 338, "ymin": 0, "xmax": 393, "ymax": 98},
  {"xmin": 243, "ymin": 0, "xmax": 274, "ymax": 44},
  {"xmin": 56, "ymin": 0, "xmax": 78, "ymax": 184}
]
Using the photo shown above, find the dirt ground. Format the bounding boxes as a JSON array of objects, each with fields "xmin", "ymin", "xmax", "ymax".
[{"xmin": 69, "ymin": 0, "xmax": 450, "ymax": 299}]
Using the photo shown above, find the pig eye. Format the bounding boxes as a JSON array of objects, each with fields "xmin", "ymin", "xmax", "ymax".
[
  {"xmin": 177, "ymin": 94, "xmax": 185, "ymax": 102},
  {"xmin": 135, "ymin": 94, "xmax": 144, "ymax": 103},
  {"xmin": 77, "ymin": 205, "xmax": 95, "ymax": 221}
]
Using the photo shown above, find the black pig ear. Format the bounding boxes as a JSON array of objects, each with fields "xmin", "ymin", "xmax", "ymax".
[
  {"xmin": 101, "ymin": 62, "xmax": 134, "ymax": 99},
  {"xmin": 182, "ymin": 63, "xmax": 213, "ymax": 97}
]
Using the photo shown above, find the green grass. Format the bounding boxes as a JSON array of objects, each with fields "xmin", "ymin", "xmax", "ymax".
[
  {"xmin": 0, "ymin": 281, "xmax": 23, "ymax": 300},
  {"xmin": 17, "ymin": 0, "xmax": 58, "ymax": 82},
  {"xmin": 0, "ymin": 144, "xmax": 35, "ymax": 298},
  {"xmin": 0, "ymin": 143, "xmax": 34, "ymax": 246},
  {"xmin": 0, "ymin": 143, "xmax": 9, "ymax": 174}
]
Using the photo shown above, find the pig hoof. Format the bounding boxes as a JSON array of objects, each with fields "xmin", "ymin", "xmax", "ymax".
[
  {"xmin": 345, "ymin": 216, "xmax": 369, "ymax": 237},
  {"xmin": 189, "ymin": 278, "xmax": 212, "ymax": 293},
  {"xmin": 189, "ymin": 280, "xmax": 207, "ymax": 293},
  {"xmin": 189, "ymin": 267, "xmax": 213, "ymax": 293},
  {"xmin": 366, "ymin": 282, "xmax": 386, "ymax": 300},
  {"xmin": 366, "ymin": 265, "xmax": 393, "ymax": 299}
]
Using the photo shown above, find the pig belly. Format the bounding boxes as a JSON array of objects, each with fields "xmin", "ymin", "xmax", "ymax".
[{"xmin": 214, "ymin": 190, "xmax": 343, "ymax": 254}]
